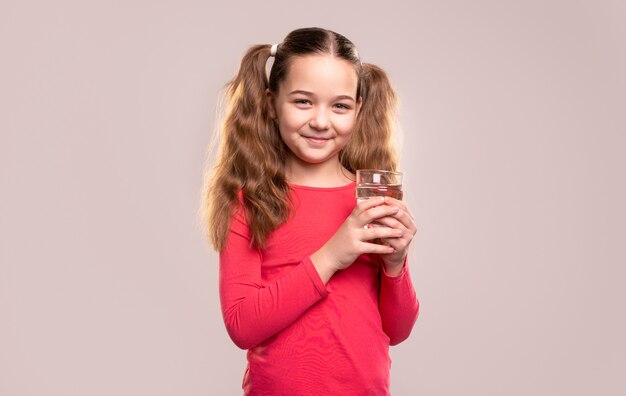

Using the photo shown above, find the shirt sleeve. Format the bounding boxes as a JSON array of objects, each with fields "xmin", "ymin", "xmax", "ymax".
[
  {"xmin": 378, "ymin": 259, "xmax": 420, "ymax": 345},
  {"xmin": 219, "ymin": 208, "xmax": 329, "ymax": 350}
]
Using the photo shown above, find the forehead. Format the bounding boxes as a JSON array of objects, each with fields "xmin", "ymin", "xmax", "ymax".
[{"xmin": 280, "ymin": 55, "xmax": 359, "ymax": 95}]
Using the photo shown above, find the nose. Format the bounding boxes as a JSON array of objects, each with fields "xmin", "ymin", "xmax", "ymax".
[{"xmin": 309, "ymin": 109, "xmax": 330, "ymax": 131}]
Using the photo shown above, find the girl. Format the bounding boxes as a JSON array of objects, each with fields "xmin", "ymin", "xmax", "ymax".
[{"xmin": 203, "ymin": 27, "xmax": 419, "ymax": 395}]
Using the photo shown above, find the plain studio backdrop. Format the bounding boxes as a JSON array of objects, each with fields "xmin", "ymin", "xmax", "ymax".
[{"xmin": 1, "ymin": 1, "xmax": 624, "ymax": 395}]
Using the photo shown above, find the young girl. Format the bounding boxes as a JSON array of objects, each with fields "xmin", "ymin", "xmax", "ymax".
[{"xmin": 203, "ymin": 27, "xmax": 419, "ymax": 395}]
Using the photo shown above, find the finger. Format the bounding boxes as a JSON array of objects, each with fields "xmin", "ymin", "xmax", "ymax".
[
  {"xmin": 382, "ymin": 197, "xmax": 407, "ymax": 210},
  {"xmin": 356, "ymin": 196, "xmax": 386, "ymax": 212},
  {"xmin": 388, "ymin": 209, "xmax": 417, "ymax": 234},
  {"xmin": 379, "ymin": 238, "xmax": 401, "ymax": 253},
  {"xmin": 383, "ymin": 196, "xmax": 402, "ymax": 204},
  {"xmin": 360, "ymin": 240, "xmax": 395, "ymax": 255},
  {"xmin": 374, "ymin": 216, "xmax": 406, "ymax": 231},
  {"xmin": 362, "ymin": 225, "xmax": 402, "ymax": 241},
  {"xmin": 360, "ymin": 205, "xmax": 400, "ymax": 225},
  {"xmin": 378, "ymin": 233, "xmax": 413, "ymax": 259},
  {"xmin": 383, "ymin": 198, "xmax": 415, "ymax": 220}
]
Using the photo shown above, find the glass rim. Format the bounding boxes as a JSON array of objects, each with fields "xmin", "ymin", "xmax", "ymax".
[
  {"xmin": 355, "ymin": 169, "xmax": 403, "ymax": 175},
  {"xmin": 356, "ymin": 169, "xmax": 403, "ymax": 187}
]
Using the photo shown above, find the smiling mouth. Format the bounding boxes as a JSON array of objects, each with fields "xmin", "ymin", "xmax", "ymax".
[{"xmin": 304, "ymin": 136, "xmax": 331, "ymax": 144}]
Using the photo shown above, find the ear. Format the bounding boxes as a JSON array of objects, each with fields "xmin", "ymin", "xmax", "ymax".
[
  {"xmin": 355, "ymin": 96, "xmax": 363, "ymax": 117},
  {"xmin": 266, "ymin": 89, "xmax": 277, "ymax": 119}
]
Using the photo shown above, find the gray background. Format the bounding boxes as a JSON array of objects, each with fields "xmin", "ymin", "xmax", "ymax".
[{"xmin": 1, "ymin": 0, "xmax": 625, "ymax": 395}]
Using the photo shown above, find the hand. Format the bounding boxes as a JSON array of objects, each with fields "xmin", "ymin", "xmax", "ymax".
[
  {"xmin": 310, "ymin": 196, "xmax": 404, "ymax": 284},
  {"xmin": 375, "ymin": 197, "xmax": 417, "ymax": 276}
]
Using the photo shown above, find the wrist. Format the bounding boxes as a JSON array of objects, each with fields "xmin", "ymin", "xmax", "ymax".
[
  {"xmin": 382, "ymin": 257, "xmax": 407, "ymax": 277},
  {"xmin": 310, "ymin": 249, "xmax": 340, "ymax": 284}
]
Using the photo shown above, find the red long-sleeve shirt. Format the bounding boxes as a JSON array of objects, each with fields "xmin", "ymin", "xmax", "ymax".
[{"xmin": 219, "ymin": 182, "xmax": 419, "ymax": 395}]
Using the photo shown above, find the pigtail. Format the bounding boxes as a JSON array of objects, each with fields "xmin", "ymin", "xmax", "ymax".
[
  {"xmin": 341, "ymin": 63, "xmax": 399, "ymax": 172},
  {"xmin": 203, "ymin": 45, "xmax": 291, "ymax": 251}
]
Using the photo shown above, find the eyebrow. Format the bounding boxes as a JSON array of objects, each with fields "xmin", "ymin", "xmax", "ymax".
[{"xmin": 287, "ymin": 90, "xmax": 356, "ymax": 102}]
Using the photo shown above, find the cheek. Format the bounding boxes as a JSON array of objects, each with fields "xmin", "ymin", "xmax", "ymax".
[
  {"xmin": 277, "ymin": 108, "xmax": 307, "ymax": 131},
  {"xmin": 334, "ymin": 117, "xmax": 357, "ymax": 136},
  {"xmin": 278, "ymin": 118, "xmax": 301, "ymax": 138}
]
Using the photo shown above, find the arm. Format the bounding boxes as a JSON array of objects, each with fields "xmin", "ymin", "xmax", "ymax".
[
  {"xmin": 378, "ymin": 260, "xmax": 419, "ymax": 345},
  {"xmin": 374, "ymin": 198, "xmax": 420, "ymax": 344},
  {"xmin": 219, "ymin": 211, "xmax": 328, "ymax": 350}
]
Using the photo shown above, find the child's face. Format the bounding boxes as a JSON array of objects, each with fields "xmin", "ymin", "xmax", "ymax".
[{"xmin": 268, "ymin": 55, "xmax": 361, "ymax": 170}]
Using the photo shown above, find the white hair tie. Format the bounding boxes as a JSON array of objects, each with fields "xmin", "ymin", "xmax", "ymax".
[{"xmin": 270, "ymin": 43, "xmax": 278, "ymax": 57}]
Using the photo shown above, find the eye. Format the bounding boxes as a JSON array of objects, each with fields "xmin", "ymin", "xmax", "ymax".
[
  {"xmin": 333, "ymin": 103, "xmax": 352, "ymax": 111},
  {"xmin": 294, "ymin": 99, "xmax": 312, "ymax": 107}
]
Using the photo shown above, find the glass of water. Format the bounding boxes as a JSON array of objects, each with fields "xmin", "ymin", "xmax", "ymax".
[{"xmin": 356, "ymin": 169, "xmax": 403, "ymax": 202}]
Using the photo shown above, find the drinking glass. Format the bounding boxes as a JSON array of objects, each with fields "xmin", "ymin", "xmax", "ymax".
[{"xmin": 355, "ymin": 169, "xmax": 403, "ymax": 202}]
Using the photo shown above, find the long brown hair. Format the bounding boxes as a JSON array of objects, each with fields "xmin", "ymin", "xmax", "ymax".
[{"xmin": 202, "ymin": 27, "xmax": 399, "ymax": 251}]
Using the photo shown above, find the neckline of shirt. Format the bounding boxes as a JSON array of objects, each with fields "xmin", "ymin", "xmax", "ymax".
[{"xmin": 288, "ymin": 181, "xmax": 356, "ymax": 192}]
